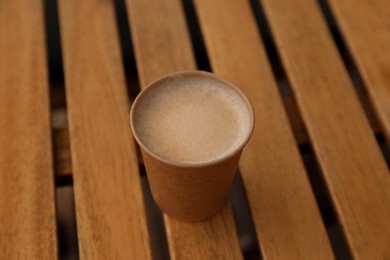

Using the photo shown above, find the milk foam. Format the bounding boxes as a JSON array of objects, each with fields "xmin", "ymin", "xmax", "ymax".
[{"xmin": 133, "ymin": 76, "xmax": 251, "ymax": 163}]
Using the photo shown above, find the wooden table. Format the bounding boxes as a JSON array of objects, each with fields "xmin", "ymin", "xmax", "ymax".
[{"xmin": 1, "ymin": 0, "xmax": 389, "ymax": 259}]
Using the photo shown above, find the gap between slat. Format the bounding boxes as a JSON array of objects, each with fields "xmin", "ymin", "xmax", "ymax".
[
  {"xmin": 181, "ymin": 0, "xmax": 211, "ymax": 71},
  {"xmin": 44, "ymin": 0, "xmax": 79, "ymax": 258},
  {"xmin": 229, "ymin": 172, "xmax": 262, "ymax": 260}
]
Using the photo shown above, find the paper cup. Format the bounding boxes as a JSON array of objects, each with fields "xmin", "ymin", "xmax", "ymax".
[{"xmin": 130, "ymin": 71, "xmax": 254, "ymax": 222}]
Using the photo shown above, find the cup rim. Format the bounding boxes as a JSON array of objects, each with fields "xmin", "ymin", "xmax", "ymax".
[{"xmin": 130, "ymin": 70, "xmax": 255, "ymax": 168}]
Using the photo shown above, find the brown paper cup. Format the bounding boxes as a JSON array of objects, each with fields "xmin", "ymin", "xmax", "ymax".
[{"xmin": 130, "ymin": 71, "xmax": 254, "ymax": 222}]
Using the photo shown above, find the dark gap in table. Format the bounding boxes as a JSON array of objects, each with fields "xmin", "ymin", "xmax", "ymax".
[
  {"xmin": 181, "ymin": 0, "xmax": 211, "ymax": 72},
  {"xmin": 301, "ymin": 154, "xmax": 335, "ymax": 225},
  {"xmin": 301, "ymin": 153, "xmax": 352, "ymax": 259},
  {"xmin": 113, "ymin": 0, "xmax": 149, "ymax": 171},
  {"xmin": 44, "ymin": 0, "xmax": 80, "ymax": 259},
  {"xmin": 44, "ymin": 0, "xmax": 64, "ymax": 84},
  {"xmin": 377, "ymin": 134, "xmax": 390, "ymax": 168},
  {"xmin": 55, "ymin": 186, "xmax": 80, "ymax": 260},
  {"xmin": 249, "ymin": 0, "xmax": 310, "ymax": 149},
  {"xmin": 318, "ymin": 0, "xmax": 390, "ymax": 151},
  {"xmin": 248, "ymin": 0, "xmax": 353, "ymax": 258},
  {"xmin": 114, "ymin": 0, "xmax": 141, "ymax": 101},
  {"xmin": 55, "ymin": 173, "xmax": 73, "ymax": 187},
  {"xmin": 140, "ymin": 166, "xmax": 171, "ymax": 260},
  {"xmin": 248, "ymin": 0, "xmax": 292, "ymax": 98},
  {"xmin": 230, "ymin": 172, "xmax": 262, "ymax": 260}
]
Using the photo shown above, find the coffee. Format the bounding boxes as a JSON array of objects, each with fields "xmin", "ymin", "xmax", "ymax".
[{"xmin": 132, "ymin": 75, "xmax": 251, "ymax": 163}]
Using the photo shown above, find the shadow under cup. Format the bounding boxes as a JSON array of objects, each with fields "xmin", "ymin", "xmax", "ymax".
[{"xmin": 130, "ymin": 71, "xmax": 254, "ymax": 222}]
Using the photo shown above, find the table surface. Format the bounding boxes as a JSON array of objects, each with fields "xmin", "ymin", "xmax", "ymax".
[{"xmin": 1, "ymin": 0, "xmax": 390, "ymax": 259}]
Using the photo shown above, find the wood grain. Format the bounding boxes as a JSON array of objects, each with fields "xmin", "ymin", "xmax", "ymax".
[
  {"xmin": 327, "ymin": 0, "xmax": 390, "ymax": 142},
  {"xmin": 194, "ymin": 0, "xmax": 333, "ymax": 258},
  {"xmin": 126, "ymin": 0, "xmax": 243, "ymax": 258},
  {"xmin": 164, "ymin": 205, "xmax": 243, "ymax": 260},
  {"xmin": 126, "ymin": 0, "xmax": 196, "ymax": 86},
  {"xmin": 58, "ymin": 0, "xmax": 151, "ymax": 258},
  {"xmin": 0, "ymin": 0, "xmax": 58, "ymax": 259},
  {"xmin": 261, "ymin": 0, "xmax": 390, "ymax": 258}
]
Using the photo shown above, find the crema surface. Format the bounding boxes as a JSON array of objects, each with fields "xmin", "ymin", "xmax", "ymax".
[{"xmin": 133, "ymin": 77, "xmax": 251, "ymax": 163}]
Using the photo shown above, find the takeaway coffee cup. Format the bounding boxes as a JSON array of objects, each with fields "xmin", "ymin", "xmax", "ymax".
[{"xmin": 130, "ymin": 71, "xmax": 254, "ymax": 222}]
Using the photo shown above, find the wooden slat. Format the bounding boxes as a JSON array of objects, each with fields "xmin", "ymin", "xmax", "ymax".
[
  {"xmin": 58, "ymin": 0, "xmax": 151, "ymax": 258},
  {"xmin": 194, "ymin": 0, "xmax": 333, "ymax": 258},
  {"xmin": 164, "ymin": 205, "xmax": 243, "ymax": 259},
  {"xmin": 261, "ymin": 0, "xmax": 390, "ymax": 258},
  {"xmin": 0, "ymin": 0, "xmax": 58, "ymax": 259},
  {"xmin": 126, "ymin": 0, "xmax": 195, "ymax": 86},
  {"xmin": 126, "ymin": 0, "xmax": 243, "ymax": 258},
  {"xmin": 283, "ymin": 96, "xmax": 310, "ymax": 145},
  {"xmin": 327, "ymin": 0, "xmax": 390, "ymax": 142}
]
